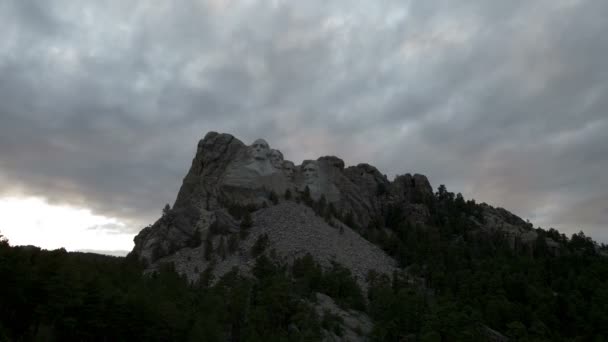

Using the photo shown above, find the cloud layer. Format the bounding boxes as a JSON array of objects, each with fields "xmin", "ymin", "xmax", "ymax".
[{"xmin": 1, "ymin": 0, "xmax": 606, "ymax": 243}]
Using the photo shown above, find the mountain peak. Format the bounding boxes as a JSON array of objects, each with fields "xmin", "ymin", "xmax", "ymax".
[{"xmin": 131, "ymin": 132, "xmax": 545, "ymax": 284}]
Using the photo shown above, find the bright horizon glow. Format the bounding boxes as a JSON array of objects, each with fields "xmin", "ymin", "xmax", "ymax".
[{"xmin": 0, "ymin": 196, "xmax": 134, "ymax": 253}]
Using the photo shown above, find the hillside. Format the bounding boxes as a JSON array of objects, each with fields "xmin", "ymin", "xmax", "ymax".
[
  {"xmin": 1, "ymin": 132, "xmax": 607, "ymax": 341},
  {"xmin": 149, "ymin": 202, "xmax": 397, "ymax": 288},
  {"xmin": 132, "ymin": 132, "xmax": 555, "ymax": 282}
]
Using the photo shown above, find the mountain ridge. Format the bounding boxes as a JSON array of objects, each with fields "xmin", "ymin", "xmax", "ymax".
[
  {"xmin": 2, "ymin": 132, "xmax": 606, "ymax": 341},
  {"xmin": 131, "ymin": 131, "xmax": 555, "ymax": 281}
]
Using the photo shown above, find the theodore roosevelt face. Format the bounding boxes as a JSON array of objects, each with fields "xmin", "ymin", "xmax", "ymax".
[{"xmin": 282, "ymin": 160, "xmax": 295, "ymax": 180}]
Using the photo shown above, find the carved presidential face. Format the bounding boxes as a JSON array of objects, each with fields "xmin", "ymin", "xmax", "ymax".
[
  {"xmin": 302, "ymin": 161, "xmax": 319, "ymax": 184},
  {"xmin": 250, "ymin": 139, "xmax": 270, "ymax": 160},
  {"xmin": 282, "ymin": 161, "xmax": 295, "ymax": 180},
  {"xmin": 270, "ymin": 149, "xmax": 284, "ymax": 168}
]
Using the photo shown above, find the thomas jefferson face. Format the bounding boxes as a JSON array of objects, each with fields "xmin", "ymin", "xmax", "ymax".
[
  {"xmin": 302, "ymin": 161, "xmax": 319, "ymax": 184},
  {"xmin": 250, "ymin": 139, "xmax": 270, "ymax": 160},
  {"xmin": 270, "ymin": 149, "xmax": 284, "ymax": 168}
]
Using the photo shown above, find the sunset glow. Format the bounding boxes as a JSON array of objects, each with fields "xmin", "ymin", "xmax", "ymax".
[{"xmin": 0, "ymin": 196, "xmax": 133, "ymax": 253}]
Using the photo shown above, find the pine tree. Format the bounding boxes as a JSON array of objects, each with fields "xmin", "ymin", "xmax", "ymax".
[
  {"xmin": 228, "ymin": 234, "xmax": 239, "ymax": 254},
  {"xmin": 204, "ymin": 238, "xmax": 214, "ymax": 261},
  {"xmin": 303, "ymin": 186, "xmax": 313, "ymax": 207},
  {"xmin": 198, "ymin": 263, "xmax": 215, "ymax": 288},
  {"xmin": 241, "ymin": 212, "xmax": 252, "ymax": 229},
  {"xmin": 162, "ymin": 203, "xmax": 171, "ymax": 216},
  {"xmin": 344, "ymin": 211, "xmax": 356, "ymax": 229},
  {"xmin": 240, "ymin": 212, "xmax": 252, "ymax": 240},
  {"xmin": 251, "ymin": 234, "xmax": 270, "ymax": 257},
  {"xmin": 316, "ymin": 195, "xmax": 327, "ymax": 216},
  {"xmin": 188, "ymin": 228, "xmax": 202, "ymax": 248},
  {"xmin": 218, "ymin": 237, "xmax": 227, "ymax": 260},
  {"xmin": 328, "ymin": 203, "xmax": 338, "ymax": 219},
  {"xmin": 269, "ymin": 191, "xmax": 279, "ymax": 205}
]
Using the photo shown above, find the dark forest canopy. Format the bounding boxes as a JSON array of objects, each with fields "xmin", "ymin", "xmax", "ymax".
[{"xmin": 1, "ymin": 185, "xmax": 608, "ymax": 341}]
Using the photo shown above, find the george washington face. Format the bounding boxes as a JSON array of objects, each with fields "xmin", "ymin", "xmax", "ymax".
[{"xmin": 250, "ymin": 139, "xmax": 270, "ymax": 160}]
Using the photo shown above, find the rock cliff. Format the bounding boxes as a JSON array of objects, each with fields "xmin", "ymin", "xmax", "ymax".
[{"xmin": 132, "ymin": 132, "xmax": 547, "ymax": 281}]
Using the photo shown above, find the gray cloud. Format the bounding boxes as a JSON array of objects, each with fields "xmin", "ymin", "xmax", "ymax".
[{"xmin": 0, "ymin": 0, "xmax": 606, "ymax": 242}]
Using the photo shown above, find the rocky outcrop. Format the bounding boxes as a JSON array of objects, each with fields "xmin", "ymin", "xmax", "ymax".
[
  {"xmin": 132, "ymin": 131, "xmax": 550, "ymax": 276},
  {"xmin": 133, "ymin": 132, "xmax": 435, "ymax": 265},
  {"xmin": 315, "ymin": 293, "xmax": 373, "ymax": 342},
  {"xmin": 390, "ymin": 174, "xmax": 434, "ymax": 205},
  {"xmin": 126, "ymin": 131, "xmax": 573, "ymax": 342},
  {"xmin": 461, "ymin": 203, "xmax": 561, "ymax": 255},
  {"xmin": 144, "ymin": 203, "xmax": 398, "ymax": 288}
]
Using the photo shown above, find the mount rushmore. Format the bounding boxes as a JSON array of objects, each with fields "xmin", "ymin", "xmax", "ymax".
[
  {"xmin": 130, "ymin": 132, "xmax": 436, "ymax": 281},
  {"xmin": 222, "ymin": 137, "xmax": 342, "ymax": 203},
  {"xmin": 131, "ymin": 132, "xmax": 548, "ymax": 286}
]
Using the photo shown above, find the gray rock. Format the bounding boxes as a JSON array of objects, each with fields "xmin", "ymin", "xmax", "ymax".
[
  {"xmin": 147, "ymin": 202, "xmax": 398, "ymax": 288},
  {"xmin": 128, "ymin": 131, "xmax": 567, "ymax": 341},
  {"xmin": 132, "ymin": 131, "xmax": 552, "ymax": 270},
  {"xmin": 133, "ymin": 132, "xmax": 409, "ymax": 264},
  {"xmin": 315, "ymin": 292, "xmax": 372, "ymax": 342}
]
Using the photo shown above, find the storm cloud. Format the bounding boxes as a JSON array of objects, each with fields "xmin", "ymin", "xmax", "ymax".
[{"xmin": 1, "ymin": 0, "xmax": 607, "ymax": 244}]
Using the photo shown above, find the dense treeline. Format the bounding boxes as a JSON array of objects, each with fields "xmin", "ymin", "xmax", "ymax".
[
  {"xmin": 364, "ymin": 233, "xmax": 608, "ymax": 341},
  {"xmin": 0, "ymin": 234, "xmax": 363, "ymax": 341},
  {"xmin": 290, "ymin": 184, "xmax": 608, "ymax": 340},
  {"xmin": 2, "ymin": 182, "xmax": 608, "ymax": 341},
  {"xmin": 361, "ymin": 185, "xmax": 608, "ymax": 341}
]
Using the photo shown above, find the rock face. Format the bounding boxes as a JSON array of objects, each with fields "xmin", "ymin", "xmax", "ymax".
[
  {"xmin": 132, "ymin": 131, "xmax": 544, "ymax": 277},
  {"xmin": 129, "ymin": 131, "xmax": 562, "ymax": 340},
  {"xmin": 315, "ymin": 292, "xmax": 373, "ymax": 342},
  {"xmin": 133, "ymin": 132, "xmax": 433, "ymax": 265},
  {"xmin": 146, "ymin": 202, "xmax": 398, "ymax": 288}
]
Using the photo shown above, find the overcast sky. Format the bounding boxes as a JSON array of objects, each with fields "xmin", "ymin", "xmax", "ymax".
[{"xmin": 1, "ymin": 0, "xmax": 607, "ymax": 252}]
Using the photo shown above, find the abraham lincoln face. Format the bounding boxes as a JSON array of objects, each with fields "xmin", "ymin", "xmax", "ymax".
[{"xmin": 302, "ymin": 161, "xmax": 319, "ymax": 184}]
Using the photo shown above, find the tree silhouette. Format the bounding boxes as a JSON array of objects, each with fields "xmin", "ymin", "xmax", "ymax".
[{"xmin": 162, "ymin": 203, "xmax": 171, "ymax": 216}]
